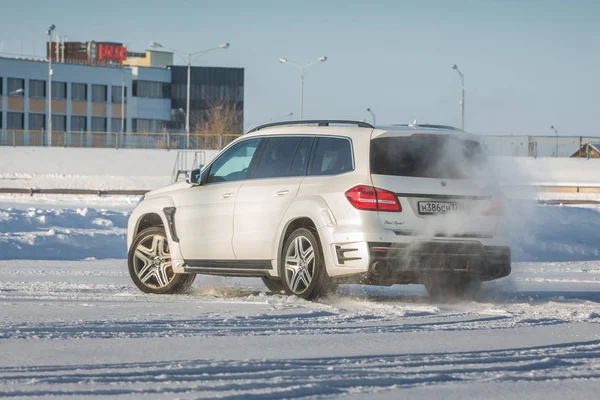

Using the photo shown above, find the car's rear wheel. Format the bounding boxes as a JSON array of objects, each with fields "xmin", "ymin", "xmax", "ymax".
[
  {"xmin": 280, "ymin": 227, "xmax": 333, "ymax": 300},
  {"xmin": 128, "ymin": 227, "xmax": 195, "ymax": 294},
  {"xmin": 261, "ymin": 277, "xmax": 284, "ymax": 293}
]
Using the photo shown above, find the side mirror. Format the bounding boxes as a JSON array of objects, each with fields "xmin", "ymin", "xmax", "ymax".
[{"xmin": 186, "ymin": 168, "xmax": 202, "ymax": 185}]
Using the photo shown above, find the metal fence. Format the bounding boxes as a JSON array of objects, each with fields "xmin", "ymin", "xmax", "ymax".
[
  {"xmin": 480, "ymin": 135, "xmax": 600, "ymax": 158},
  {"xmin": 0, "ymin": 130, "xmax": 240, "ymax": 150},
  {"xmin": 1, "ymin": 130, "xmax": 599, "ymax": 158}
]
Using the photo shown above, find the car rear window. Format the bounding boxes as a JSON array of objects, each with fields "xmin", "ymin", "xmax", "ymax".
[{"xmin": 370, "ymin": 135, "xmax": 489, "ymax": 179}]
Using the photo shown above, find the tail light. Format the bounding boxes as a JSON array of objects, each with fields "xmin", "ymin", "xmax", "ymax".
[
  {"xmin": 483, "ymin": 193, "xmax": 506, "ymax": 216},
  {"xmin": 345, "ymin": 185, "xmax": 402, "ymax": 212}
]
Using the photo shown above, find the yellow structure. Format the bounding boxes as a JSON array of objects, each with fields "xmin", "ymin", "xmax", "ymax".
[{"xmin": 124, "ymin": 50, "xmax": 173, "ymax": 68}]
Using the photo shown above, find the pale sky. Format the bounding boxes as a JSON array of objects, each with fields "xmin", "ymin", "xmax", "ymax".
[{"xmin": 0, "ymin": 0, "xmax": 598, "ymax": 135}]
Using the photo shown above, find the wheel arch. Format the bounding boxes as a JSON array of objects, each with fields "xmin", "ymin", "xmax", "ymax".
[
  {"xmin": 127, "ymin": 196, "xmax": 175, "ymax": 252},
  {"xmin": 135, "ymin": 213, "xmax": 164, "ymax": 236}
]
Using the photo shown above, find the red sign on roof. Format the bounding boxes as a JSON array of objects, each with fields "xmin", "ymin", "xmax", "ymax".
[{"xmin": 98, "ymin": 43, "xmax": 127, "ymax": 62}]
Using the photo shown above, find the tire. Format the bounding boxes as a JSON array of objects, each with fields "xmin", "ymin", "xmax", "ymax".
[
  {"xmin": 261, "ymin": 277, "xmax": 284, "ymax": 293},
  {"xmin": 280, "ymin": 227, "xmax": 333, "ymax": 300},
  {"xmin": 128, "ymin": 227, "xmax": 196, "ymax": 294},
  {"xmin": 425, "ymin": 278, "xmax": 480, "ymax": 300}
]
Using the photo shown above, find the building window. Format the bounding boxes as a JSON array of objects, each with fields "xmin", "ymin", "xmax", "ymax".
[
  {"xmin": 91, "ymin": 117, "xmax": 107, "ymax": 132},
  {"xmin": 7, "ymin": 78, "xmax": 24, "ymax": 96},
  {"xmin": 0, "ymin": 78, "xmax": 3, "ymax": 96},
  {"xmin": 110, "ymin": 118, "xmax": 126, "ymax": 133},
  {"xmin": 91, "ymin": 84, "xmax": 107, "ymax": 102},
  {"xmin": 111, "ymin": 85, "xmax": 127, "ymax": 103},
  {"xmin": 7, "ymin": 112, "xmax": 24, "ymax": 129},
  {"xmin": 71, "ymin": 116, "xmax": 87, "ymax": 132},
  {"xmin": 52, "ymin": 82, "xmax": 67, "ymax": 100},
  {"xmin": 132, "ymin": 80, "xmax": 170, "ymax": 98},
  {"xmin": 29, "ymin": 113, "xmax": 45, "ymax": 131},
  {"xmin": 132, "ymin": 118, "xmax": 165, "ymax": 132},
  {"xmin": 29, "ymin": 80, "xmax": 46, "ymax": 98},
  {"xmin": 72, "ymin": 83, "xmax": 87, "ymax": 101},
  {"xmin": 52, "ymin": 115, "xmax": 67, "ymax": 132}
]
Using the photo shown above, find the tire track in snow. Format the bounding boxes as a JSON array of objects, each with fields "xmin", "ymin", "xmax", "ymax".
[{"xmin": 1, "ymin": 341, "xmax": 599, "ymax": 399}]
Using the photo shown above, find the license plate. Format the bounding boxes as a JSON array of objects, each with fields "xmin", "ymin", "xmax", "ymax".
[{"xmin": 418, "ymin": 201, "xmax": 463, "ymax": 215}]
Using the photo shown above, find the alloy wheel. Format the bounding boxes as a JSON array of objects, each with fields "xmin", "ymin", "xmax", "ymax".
[
  {"xmin": 132, "ymin": 234, "xmax": 174, "ymax": 289},
  {"xmin": 284, "ymin": 235, "xmax": 315, "ymax": 294}
]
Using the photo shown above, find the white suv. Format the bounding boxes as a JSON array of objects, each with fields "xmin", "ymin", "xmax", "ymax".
[{"xmin": 127, "ymin": 120, "xmax": 510, "ymax": 300}]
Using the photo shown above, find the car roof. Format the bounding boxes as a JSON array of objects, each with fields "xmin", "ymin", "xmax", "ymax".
[{"xmin": 242, "ymin": 120, "xmax": 478, "ymax": 141}]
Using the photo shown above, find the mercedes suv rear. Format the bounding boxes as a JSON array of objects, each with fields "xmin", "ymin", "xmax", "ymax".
[{"xmin": 127, "ymin": 120, "xmax": 510, "ymax": 300}]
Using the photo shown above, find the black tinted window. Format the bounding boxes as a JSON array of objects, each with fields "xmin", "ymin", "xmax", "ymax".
[
  {"xmin": 255, "ymin": 137, "xmax": 301, "ymax": 179},
  {"xmin": 289, "ymin": 137, "xmax": 314, "ymax": 176},
  {"xmin": 370, "ymin": 136, "xmax": 489, "ymax": 179},
  {"xmin": 310, "ymin": 138, "xmax": 353, "ymax": 176}
]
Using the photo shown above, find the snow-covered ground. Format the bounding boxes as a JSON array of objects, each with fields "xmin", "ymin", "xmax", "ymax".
[
  {"xmin": 1, "ymin": 258, "xmax": 599, "ymax": 399},
  {"xmin": 1, "ymin": 147, "xmax": 600, "ymax": 398},
  {"xmin": 0, "ymin": 196, "xmax": 600, "ymax": 398}
]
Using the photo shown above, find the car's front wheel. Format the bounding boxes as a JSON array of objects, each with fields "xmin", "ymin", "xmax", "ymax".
[
  {"xmin": 128, "ymin": 227, "xmax": 195, "ymax": 294},
  {"xmin": 280, "ymin": 227, "xmax": 333, "ymax": 300}
]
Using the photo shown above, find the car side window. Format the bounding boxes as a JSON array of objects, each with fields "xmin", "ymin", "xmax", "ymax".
[
  {"xmin": 288, "ymin": 137, "xmax": 314, "ymax": 177},
  {"xmin": 254, "ymin": 137, "xmax": 301, "ymax": 179},
  {"xmin": 207, "ymin": 138, "xmax": 261, "ymax": 184},
  {"xmin": 309, "ymin": 137, "xmax": 353, "ymax": 176}
]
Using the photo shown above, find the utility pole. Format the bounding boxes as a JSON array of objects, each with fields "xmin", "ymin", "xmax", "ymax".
[{"xmin": 452, "ymin": 64, "xmax": 465, "ymax": 130}]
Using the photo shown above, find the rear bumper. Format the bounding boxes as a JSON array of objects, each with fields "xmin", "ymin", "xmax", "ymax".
[{"xmin": 366, "ymin": 241, "xmax": 511, "ymax": 284}]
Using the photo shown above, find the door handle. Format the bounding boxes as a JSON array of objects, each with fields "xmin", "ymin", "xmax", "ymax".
[
  {"xmin": 221, "ymin": 192, "xmax": 234, "ymax": 199},
  {"xmin": 276, "ymin": 190, "xmax": 290, "ymax": 196}
]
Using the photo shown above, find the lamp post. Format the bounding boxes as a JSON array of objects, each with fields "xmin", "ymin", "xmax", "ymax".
[
  {"xmin": 121, "ymin": 77, "xmax": 125, "ymax": 137},
  {"xmin": 551, "ymin": 125, "xmax": 559, "ymax": 157},
  {"xmin": 279, "ymin": 56, "xmax": 327, "ymax": 120},
  {"xmin": 452, "ymin": 64, "xmax": 465, "ymax": 130},
  {"xmin": 150, "ymin": 41, "xmax": 229, "ymax": 149},
  {"xmin": 47, "ymin": 24, "xmax": 55, "ymax": 146},
  {"xmin": 366, "ymin": 108, "xmax": 376, "ymax": 125}
]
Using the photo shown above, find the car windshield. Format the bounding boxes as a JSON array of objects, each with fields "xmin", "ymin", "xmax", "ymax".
[{"xmin": 370, "ymin": 135, "xmax": 491, "ymax": 179}]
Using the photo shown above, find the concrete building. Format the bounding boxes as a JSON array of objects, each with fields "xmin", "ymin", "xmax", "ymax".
[{"xmin": 1, "ymin": 47, "xmax": 244, "ymax": 147}]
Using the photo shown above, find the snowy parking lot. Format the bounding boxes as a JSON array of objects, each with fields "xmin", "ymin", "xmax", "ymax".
[
  {"xmin": 1, "ymin": 258, "xmax": 599, "ymax": 398},
  {"xmin": 1, "ymin": 196, "xmax": 600, "ymax": 398}
]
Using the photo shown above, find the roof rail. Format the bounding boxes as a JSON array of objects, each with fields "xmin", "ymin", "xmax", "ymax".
[
  {"xmin": 247, "ymin": 120, "xmax": 374, "ymax": 133},
  {"xmin": 391, "ymin": 123, "xmax": 463, "ymax": 131}
]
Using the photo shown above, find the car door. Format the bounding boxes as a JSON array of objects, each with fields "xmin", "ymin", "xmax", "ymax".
[
  {"xmin": 174, "ymin": 138, "xmax": 263, "ymax": 261},
  {"xmin": 233, "ymin": 136, "xmax": 314, "ymax": 260}
]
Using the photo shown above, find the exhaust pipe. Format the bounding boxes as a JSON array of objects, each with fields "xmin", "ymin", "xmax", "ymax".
[{"xmin": 371, "ymin": 261, "xmax": 385, "ymax": 277}]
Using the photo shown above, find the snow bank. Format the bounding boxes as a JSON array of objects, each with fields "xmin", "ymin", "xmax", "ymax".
[
  {"xmin": 0, "ymin": 147, "xmax": 219, "ymax": 190},
  {"xmin": 0, "ymin": 207, "xmax": 128, "ymax": 260},
  {"xmin": 491, "ymin": 156, "xmax": 600, "ymax": 187},
  {"xmin": 2, "ymin": 203, "xmax": 600, "ymax": 262}
]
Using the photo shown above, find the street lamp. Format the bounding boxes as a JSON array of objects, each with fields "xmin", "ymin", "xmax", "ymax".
[
  {"xmin": 366, "ymin": 108, "xmax": 376, "ymax": 125},
  {"xmin": 47, "ymin": 24, "xmax": 55, "ymax": 146},
  {"xmin": 279, "ymin": 56, "xmax": 327, "ymax": 120},
  {"xmin": 551, "ymin": 125, "xmax": 559, "ymax": 157},
  {"xmin": 9, "ymin": 88, "xmax": 24, "ymax": 95},
  {"xmin": 452, "ymin": 64, "xmax": 465, "ymax": 130},
  {"xmin": 150, "ymin": 41, "xmax": 229, "ymax": 149}
]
